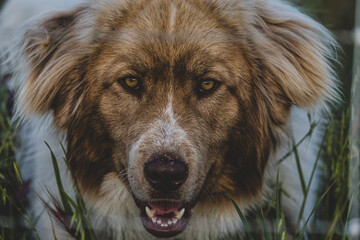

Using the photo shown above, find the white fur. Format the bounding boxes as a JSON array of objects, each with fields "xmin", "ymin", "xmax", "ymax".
[
  {"xmin": 127, "ymin": 93, "xmax": 202, "ymax": 204},
  {"xmin": 169, "ymin": 2, "xmax": 177, "ymax": 32}
]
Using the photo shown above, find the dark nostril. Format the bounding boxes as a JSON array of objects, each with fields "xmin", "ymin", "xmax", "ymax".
[{"xmin": 144, "ymin": 154, "xmax": 188, "ymax": 192}]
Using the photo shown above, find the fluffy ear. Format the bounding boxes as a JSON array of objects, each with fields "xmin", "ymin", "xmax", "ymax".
[
  {"xmin": 249, "ymin": 0, "xmax": 338, "ymax": 109},
  {"xmin": 15, "ymin": 7, "xmax": 92, "ymax": 126}
]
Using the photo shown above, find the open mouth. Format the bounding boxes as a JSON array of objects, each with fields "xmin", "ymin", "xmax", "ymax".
[{"xmin": 135, "ymin": 200, "xmax": 191, "ymax": 238}]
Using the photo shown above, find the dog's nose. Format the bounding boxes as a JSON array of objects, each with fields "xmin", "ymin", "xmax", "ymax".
[{"xmin": 144, "ymin": 154, "xmax": 188, "ymax": 192}]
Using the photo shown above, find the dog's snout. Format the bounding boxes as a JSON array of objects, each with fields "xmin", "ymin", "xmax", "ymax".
[{"xmin": 144, "ymin": 154, "xmax": 188, "ymax": 192}]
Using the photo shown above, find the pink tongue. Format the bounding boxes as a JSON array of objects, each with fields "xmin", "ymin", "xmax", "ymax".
[{"xmin": 148, "ymin": 202, "xmax": 182, "ymax": 215}]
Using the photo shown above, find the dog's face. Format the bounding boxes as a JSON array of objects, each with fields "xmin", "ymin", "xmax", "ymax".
[{"xmin": 17, "ymin": 0, "xmax": 336, "ymax": 237}]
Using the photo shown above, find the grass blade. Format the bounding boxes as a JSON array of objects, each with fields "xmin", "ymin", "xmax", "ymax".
[
  {"xmin": 12, "ymin": 162, "xmax": 22, "ymax": 184},
  {"xmin": 275, "ymin": 170, "xmax": 282, "ymax": 240},
  {"xmin": 64, "ymin": 193, "xmax": 97, "ymax": 240},
  {"xmin": 297, "ymin": 181, "xmax": 335, "ymax": 240},
  {"xmin": 0, "ymin": 186, "xmax": 40, "ymax": 240},
  {"xmin": 296, "ymin": 131, "xmax": 327, "ymax": 230},
  {"xmin": 292, "ymin": 137, "xmax": 306, "ymax": 195},
  {"xmin": 341, "ymin": 194, "xmax": 354, "ymax": 240},
  {"xmin": 45, "ymin": 142, "xmax": 72, "ymax": 216},
  {"xmin": 277, "ymin": 121, "xmax": 317, "ymax": 164},
  {"xmin": 259, "ymin": 198, "xmax": 270, "ymax": 240},
  {"xmin": 221, "ymin": 192, "xmax": 254, "ymax": 240}
]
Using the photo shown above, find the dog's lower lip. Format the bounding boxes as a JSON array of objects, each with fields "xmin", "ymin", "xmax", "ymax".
[
  {"xmin": 139, "ymin": 202, "xmax": 190, "ymax": 238},
  {"xmin": 141, "ymin": 209, "xmax": 189, "ymax": 238}
]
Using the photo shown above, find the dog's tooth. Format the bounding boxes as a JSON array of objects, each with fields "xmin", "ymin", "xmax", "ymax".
[
  {"xmin": 168, "ymin": 220, "xmax": 172, "ymax": 225},
  {"xmin": 173, "ymin": 218, "xmax": 178, "ymax": 224},
  {"xmin": 151, "ymin": 218, "xmax": 156, "ymax": 223},
  {"xmin": 175, "ymin": 208, "xmax": 185, "ymax": 219},
  {"xmin": 157, "ymin": 219, "xmax": 162, "ymax": 225},
  {"xmin": 164, "ymin": 223, "xmax": 168, "ymax": 227},
  {"xmin": 161, "ymin": 223, "xmax": 165, "ymax": 227},
  {"xmin": 145, "ymin": 206, "xmax": 155, "ymax": 218}
]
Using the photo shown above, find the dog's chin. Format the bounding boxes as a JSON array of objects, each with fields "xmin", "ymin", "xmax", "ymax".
[{"xmin": 134, "ymin": 197, "xmax": 197, "ymax": 238}]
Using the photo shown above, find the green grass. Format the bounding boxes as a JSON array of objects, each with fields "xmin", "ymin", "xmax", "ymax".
[
  {"xmin": 0, "ymin": 83, "xmax": 33, "ymax": 240},
  {"xmin": 44, "ymin": 143, "xmax": 97, "ymax": 240}
]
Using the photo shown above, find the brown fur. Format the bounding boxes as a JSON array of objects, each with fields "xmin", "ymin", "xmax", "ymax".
[{"xmin": 10, "ymin": 0, "xmax": 337, "ymax": 238}]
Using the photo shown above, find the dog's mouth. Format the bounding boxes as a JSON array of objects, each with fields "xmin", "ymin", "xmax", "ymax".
[{"xmin": 135, "ymin": 199, "xmax": 193, "ymax": 238}]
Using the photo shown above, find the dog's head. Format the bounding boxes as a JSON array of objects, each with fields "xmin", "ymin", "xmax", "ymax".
[{"xmin": 15, "ymin": 0, "xmax": 336, "ymax": 237}]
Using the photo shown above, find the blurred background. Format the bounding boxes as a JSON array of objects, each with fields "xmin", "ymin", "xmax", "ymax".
[
  {"xmin": 296, "ymin": 1, "xmax": 358, "ymax": 239},
  {"xmin": 0, "ymin": 0, "xmax": 358, "ymax": 239}
]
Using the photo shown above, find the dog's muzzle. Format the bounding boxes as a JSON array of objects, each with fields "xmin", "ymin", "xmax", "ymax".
[{"xmin": 134, "ymin": 153, "xmax": 193, "ymax": 238}]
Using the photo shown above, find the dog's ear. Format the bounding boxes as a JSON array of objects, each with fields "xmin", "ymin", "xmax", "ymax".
[
  {"xmin": 15, "ymin": 7, "xmax": 91, "ymax": 127},
  {"xmin": 249, "ymin": 1, "xmax": 338, "ymax": 109}
]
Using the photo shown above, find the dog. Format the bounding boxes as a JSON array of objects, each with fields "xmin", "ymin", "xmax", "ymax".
[{"xmin": 0, "ymin": 0, "xmax": 338, "ymax": 238}]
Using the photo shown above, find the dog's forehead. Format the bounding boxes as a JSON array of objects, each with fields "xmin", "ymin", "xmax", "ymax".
[
  {"xmin": 96, "ymin": 0, "xmax": 240, "ymax": 32},
  {"xmin": 93, "ymin": 0, "xmax": 249, "ymax": 84},
  {"xmin": 96, "ymin": 0, "xmax": 242, "ymax": 54}
]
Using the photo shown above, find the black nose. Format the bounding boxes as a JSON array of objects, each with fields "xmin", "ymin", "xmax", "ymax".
[{"xmin": 144, "ymin": 153, "xmax": 188, "ymax": 192}]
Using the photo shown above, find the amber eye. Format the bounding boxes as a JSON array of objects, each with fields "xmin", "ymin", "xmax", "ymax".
[
  {"xmin": 123, "ymin": 77, "xmax": 140, "ymax": 89},
  {"xmin": 199, "ymin": 80, "xmax": 216, "ymax": 93}
]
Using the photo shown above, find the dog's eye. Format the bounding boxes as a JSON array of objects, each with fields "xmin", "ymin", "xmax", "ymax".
[
  {"xmin": 118, "ymin": 77, "xmax": 142, "ymax": 93},
  {"xmin": 199, "ymin": 80, "xmax": 216, "ymax": 93},
  {"xmin": 123, "ymin": 77, "xmax": 140, "ymax": 89}
]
